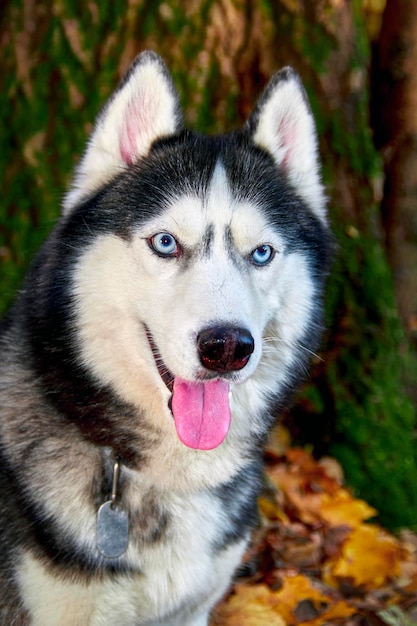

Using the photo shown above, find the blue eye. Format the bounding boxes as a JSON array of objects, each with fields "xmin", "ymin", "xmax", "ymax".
[
  {"xmin": 251, "ymin": 244, "xmax": 274, "ymax": 266},
  {"xmin": 150, "ymin": 232, "xmax": 179, "ymax": 257}
]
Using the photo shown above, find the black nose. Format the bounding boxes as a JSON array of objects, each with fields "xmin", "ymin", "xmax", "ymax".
[{"xmin": 197, "ymin": 326, "xmax": 255, "ymax": 373}]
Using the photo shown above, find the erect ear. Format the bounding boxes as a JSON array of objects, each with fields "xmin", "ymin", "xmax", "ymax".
[
  {"xmin": 247, "ymin": 67, "xmax": 327, "ymax": 222},
  {"xmin": 63, "ymin": 51, "xmax": 183, "ymax": 212}
]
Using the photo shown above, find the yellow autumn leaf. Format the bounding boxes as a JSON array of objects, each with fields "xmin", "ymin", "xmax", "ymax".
[
  {"xmin": 213, "ymin": 584, "xmax": 286, "ymax": 626},
  {"xmin": 213, "ymin": 577, "xmax": 355, "ymax": 626},
  {"xmin": 319, "ymin": 489, "xmax": 377, "ymax": 527},
  {"xmin": 265, "ymin": 448, "xmax": 359, "ymax": 526},
  {"xmin": 258, "ymin": 495, "xmax": 289, "ymax": 523},
  {"xmin": 273, "ymin": 574, "xmax": 320, "ymax": 624},
  {"xmin": 304, "ymin": 600, "xmax": 356, "ymax": 626},
  {"xmin": 324, "ymin": 524, "xmax": 404, "ymax": 590},
  {"xmin": 273, "ymin": 573, "xmax": 355, "ymax": 625}
]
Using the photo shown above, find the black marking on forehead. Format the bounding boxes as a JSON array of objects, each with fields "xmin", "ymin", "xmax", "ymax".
[
  {"xmin": 223, "ymin": 224, "xmax": 245, "ymax": 268},
  {"xmin": 201, "ymin": 223, "xmax": 214, "ymax": 257},
  {"xmin": 224, "ymin": 225, "xmax": 234, "ymax": 250}
]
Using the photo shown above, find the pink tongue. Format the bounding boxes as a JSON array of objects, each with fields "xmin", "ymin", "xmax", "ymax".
[{"xmin": 171, "ymin": 378, "xmax": 231, "ymax": 450}]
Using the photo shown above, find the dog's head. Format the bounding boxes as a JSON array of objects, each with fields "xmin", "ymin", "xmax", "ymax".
[{"xmin": 58, "ymin": 52, "xmax": 332, "ymax": 451}]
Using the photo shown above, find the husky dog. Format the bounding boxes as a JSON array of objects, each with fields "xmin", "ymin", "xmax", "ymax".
[{"xmin": 0, "ymin": 51, "xmax": 332, "ymax": 625}]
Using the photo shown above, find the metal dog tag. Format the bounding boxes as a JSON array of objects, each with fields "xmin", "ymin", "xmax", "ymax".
[{"xmin": 97, "ymin": 500, "xmax": 129, "ymax": 558}]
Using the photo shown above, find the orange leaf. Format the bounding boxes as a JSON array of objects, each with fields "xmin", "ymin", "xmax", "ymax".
[
  {"xmin": 273, "ymin": 574, "xmax": 354, "ymax": 625},
  {"xmin": 212, "ymin": 584, "xmax": 286, "ymax": 626},
  {"xmin": 324, "ymin": 524, "xmax": 404, "ymax": 590},
  {"xmin": 267, "ymin": 464, "xmax": 327, "ymax": 525},
  {"xmin": 266, "ymin": 449, "xmax": 377, "ymax": 528},
  {"xmin": 319, "ymin": 489, "xmax": 377, "ymax": 527},
  {"xmin": 213, "ymin": 577, "xmax": 355, "ymax": 626}
]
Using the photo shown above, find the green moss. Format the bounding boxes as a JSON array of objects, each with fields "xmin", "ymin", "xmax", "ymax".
[
  {"xmin": 322, "ymin": 223, "xmax": 417, "ymax": 528},
  {"xmin": 299, "ymin": 22, "xmax": 336, "ymax": 75}
]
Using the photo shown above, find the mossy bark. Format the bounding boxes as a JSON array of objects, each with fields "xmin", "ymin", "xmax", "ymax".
[
  {"xmin": 371, "ymin": 0, "xmax": 417, "ymax": 344},
  {"xmin": 0, "ymin": 0, "xmax": 416, "ymax": 528}
]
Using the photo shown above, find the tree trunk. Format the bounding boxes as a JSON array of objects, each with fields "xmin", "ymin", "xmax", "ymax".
[{"xmin": 372, "ymin": 0, "xmax": 417, "ymax": 346}]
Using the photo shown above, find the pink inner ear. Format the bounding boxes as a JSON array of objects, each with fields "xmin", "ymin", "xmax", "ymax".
[
  {"xmin": 119, "ymin": 96, "xmax": 153, "ymax": 166},
  {"xmin": 277, "ymin": 115, "xmax": 298, "ymax": 171},
  {"xmin": 119, "ymin": 101, "xmax": 138, "ymax": 165}
]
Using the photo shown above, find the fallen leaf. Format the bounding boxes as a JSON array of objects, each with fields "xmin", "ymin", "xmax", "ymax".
[
  {"xmin": 320, "ymin": 489, "xmax": 377, "ymax": 527},
  {"xmin": 258, "ymin": 495, "xmax": 289, "ymax": 523},
  {"xmin": 275, "ymin": 573, "xmax": 355, "ymax": 625},
  {"xmin": 266, "ymin": 448, "xmax": 348, "ymax": 525},
  {"xmin": 212, "ymin": 584, "xmax": 286, "ymax": 626},
  {"xmin": 267, "ymin": 524, "xmax": 323, "ymax": 569},
  {"xmin": 324, "ymin": 524, "xmax": 404, "ymax": 590},
  {"xmin": 212, "ymin": 448, "xmax": 417, "ymax": 626},
  {"xmin": 322, "ymin": 525, "xmax": 353, "ymax": 558},
  {"xmin": 214, "ymin": 575, "xmax": 355, "ymax": 626}
]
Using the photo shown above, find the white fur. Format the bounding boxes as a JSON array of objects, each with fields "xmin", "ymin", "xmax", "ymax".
[
  {"xmin": 18, "ymin": 555, "xmax": 96, "ymax": 626},
  {"xmin": 252, "ymin": 73, "xmax": 327, "ymax": 222}
]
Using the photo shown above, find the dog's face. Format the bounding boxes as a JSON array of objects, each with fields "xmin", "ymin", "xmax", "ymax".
[
  {"xmin": 63, "ymin": 52, "xmax": 330, "ymax": 451},
  {"xmin": 133, "ymin": 166, "xmax": 275, "ymax": 385}
]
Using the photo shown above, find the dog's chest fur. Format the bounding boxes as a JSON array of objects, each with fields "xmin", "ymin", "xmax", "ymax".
[
  {"xmin": 0, "ymin": 382, "xmax": 260, "ymax": 625},
  {"xmin": 17, "ymin": 488, "xmax": 248, "ymax": 626}
]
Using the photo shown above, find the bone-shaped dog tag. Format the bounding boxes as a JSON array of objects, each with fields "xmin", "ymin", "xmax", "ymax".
[{"xmin": 97, "ymin": 501, "xmax": 129, "ymax": 558}]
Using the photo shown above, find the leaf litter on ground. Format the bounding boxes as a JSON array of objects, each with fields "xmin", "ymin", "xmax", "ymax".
[{"xmin": 210, "ymin": 437, "xmax": 417, "ymax": 626}]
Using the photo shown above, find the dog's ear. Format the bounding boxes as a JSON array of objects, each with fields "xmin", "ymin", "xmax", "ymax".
[
  {"xmin": 247, "ymin": 67, "xmax": 326, "ymax": 221},
  {"xmin": 64, "ymin": 51, "xmax": 183, "ymax": 212}
]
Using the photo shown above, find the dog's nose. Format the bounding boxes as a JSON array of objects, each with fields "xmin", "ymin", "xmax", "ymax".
[{"xmin": 197, "ymin": 326, "xmax": 255, "ymax": 373}]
